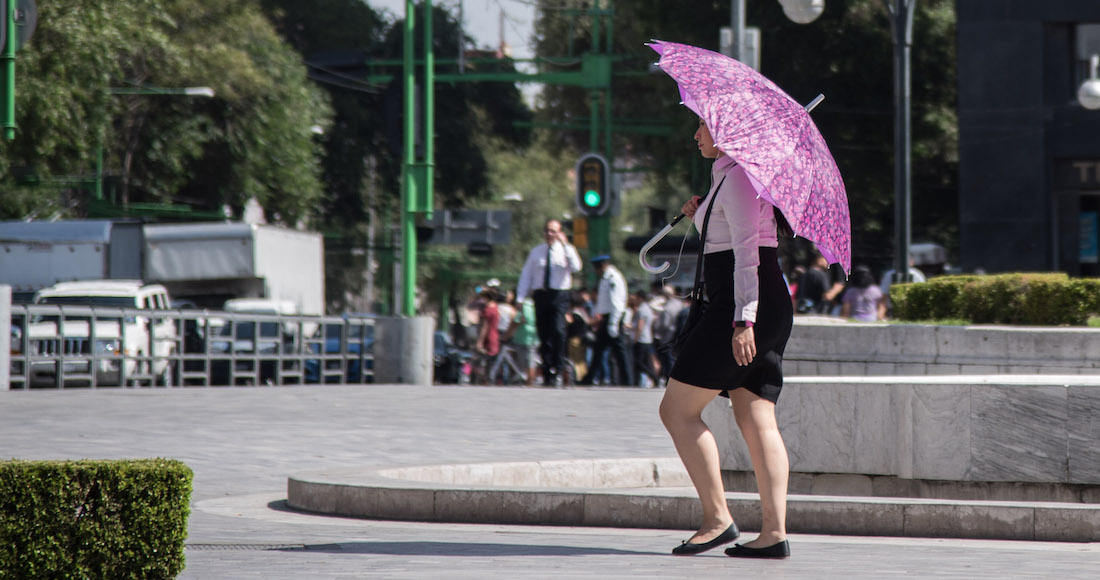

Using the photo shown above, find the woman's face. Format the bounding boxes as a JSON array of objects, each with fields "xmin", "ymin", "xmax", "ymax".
[{"xmin": 694, "ymin": 118, "xmax": 720, "ymax": 159}]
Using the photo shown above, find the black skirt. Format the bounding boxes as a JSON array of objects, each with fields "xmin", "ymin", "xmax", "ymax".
[{"xmin": 669, "ymin": 247, "xmax": 794, "ymax": 403}]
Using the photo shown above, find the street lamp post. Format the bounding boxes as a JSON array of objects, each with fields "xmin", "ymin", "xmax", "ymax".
[
  {"xmin": 97, "ymin": 85, "xmax": 215, "ymax": 202},
  {"xmin": 884, "ymin": 0, "xmax": 916, "ymax": 284}
]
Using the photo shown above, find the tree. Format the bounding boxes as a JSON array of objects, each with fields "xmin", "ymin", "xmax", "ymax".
[
  {"xmin": 0, "ymin": 0, "xmax": 330, "ymax": 226},
  {"xmin": 167, "ymin": 0, "xmax": 332, "ymax": 224},
  {"xmin": 259, "ymin": 0, "xmax": 533, "ymax": 224}
]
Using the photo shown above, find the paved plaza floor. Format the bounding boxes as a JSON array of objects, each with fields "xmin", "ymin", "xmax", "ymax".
[{"xmin": 3, "ymin": 384, "xmax": 1098, "ymax": 579}]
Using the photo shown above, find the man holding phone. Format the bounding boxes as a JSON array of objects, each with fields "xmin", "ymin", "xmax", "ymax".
[{"xmin": 517, "ymin": 219, "xmax": 583, "ymax": 386}]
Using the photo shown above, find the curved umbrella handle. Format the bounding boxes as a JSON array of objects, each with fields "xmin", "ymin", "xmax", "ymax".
[{"xmin": 639, "ymin": 214, "xmax": 686, "ymax": 274}]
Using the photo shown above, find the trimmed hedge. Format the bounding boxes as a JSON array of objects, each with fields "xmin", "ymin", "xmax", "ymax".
[
  {"xmin": 891, "ymin": 273, "xmax": 1100, "ymax": 325},
  {"xmin": 0, "ymin": 459, "xmax": 192, "ymax": 580}
]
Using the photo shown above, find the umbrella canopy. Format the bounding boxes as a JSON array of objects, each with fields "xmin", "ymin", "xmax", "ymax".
[{"xmin": 650, "ymin": 39, "xmax": 851, "ymax": 275}]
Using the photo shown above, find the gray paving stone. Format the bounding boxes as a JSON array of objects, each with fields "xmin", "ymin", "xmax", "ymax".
[{"xmin": 2, "ymin": 384, "xmax": 1099, "ymax": 579}]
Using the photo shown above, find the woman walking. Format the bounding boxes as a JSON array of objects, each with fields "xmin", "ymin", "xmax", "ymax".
[{"xmin": 661, "ymin": 117, "xmax": 794, "ymax": 559}]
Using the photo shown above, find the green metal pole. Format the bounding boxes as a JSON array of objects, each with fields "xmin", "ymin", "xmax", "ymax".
[
  {"xmin": 2, "ymin": 1, "xmax": 16, "ymax": 140},
  {"xmin": 402, "ymin": 0, "xmax": 417, "ymax": 316},
  {"xmin": 423, "ymin": 0, "xmax": 434, "ymax": 222},
  {"xmin": 587, "ymin": 1, "xmax": 610, "ymax": 261},
  {"xmin": 588, "ymin": 0, "xmax": 601, "ymax": 153},
  {"xmin": 603, "ymin": 0, "xmax": 613, "ymax": 157}
]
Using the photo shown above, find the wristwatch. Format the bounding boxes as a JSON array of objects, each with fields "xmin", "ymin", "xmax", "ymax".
[{"xmin": 733, "ymin": 320, "xmax": 753, "ymax": 328}]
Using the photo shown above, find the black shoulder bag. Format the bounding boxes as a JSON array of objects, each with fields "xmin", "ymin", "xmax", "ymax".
[{"xmin": 664, "ymin": 176, "xmax": 725, "ymax": 358}]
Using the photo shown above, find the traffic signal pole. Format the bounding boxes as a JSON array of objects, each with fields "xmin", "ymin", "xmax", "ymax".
[{"xmin": 585, "ymin": 0, "xmax": 611, "ymax": 262}]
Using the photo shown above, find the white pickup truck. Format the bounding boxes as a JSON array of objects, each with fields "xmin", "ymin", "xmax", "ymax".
[{"xmin": 26, "ymin": 280, "xmax": 177, "ymax": 387}]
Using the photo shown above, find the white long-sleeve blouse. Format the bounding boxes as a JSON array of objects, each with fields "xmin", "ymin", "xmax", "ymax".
[{"xmin": 692, "ymin": 155, "xmax": 779, "ymax": 324}]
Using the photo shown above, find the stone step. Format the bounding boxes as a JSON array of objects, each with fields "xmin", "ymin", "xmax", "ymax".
[{"xmin": 287, "ymin": 457, "xmax": 1100, "ymax": 543}]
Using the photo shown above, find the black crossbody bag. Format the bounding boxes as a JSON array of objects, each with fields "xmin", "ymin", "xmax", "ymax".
[{"xmin": 664, "ymin": 176, "xmax": 725, "ymax": 358}]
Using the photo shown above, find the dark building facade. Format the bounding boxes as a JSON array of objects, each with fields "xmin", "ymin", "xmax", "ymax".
[{"xmin": 958, "ymin": 2, "xmax": 1100, "ymax": 275}]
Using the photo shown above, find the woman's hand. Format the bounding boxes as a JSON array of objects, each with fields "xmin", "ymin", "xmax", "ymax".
[
  {"xmin": 682, "ymin": 195, "xmax": 701, "ymax": 219},
  {"xmin": 732, "ymin": 327, "xmax": 756, "ymax": 366}
]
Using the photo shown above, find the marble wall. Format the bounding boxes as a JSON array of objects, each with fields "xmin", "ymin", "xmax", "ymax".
[
  {"xmin": 784, "ymin": 319, "xmax": 1100, "ymax": 376},
  {"xmin": 706, "ymin": 376, "xmax": 1100, "ymax": 486}
]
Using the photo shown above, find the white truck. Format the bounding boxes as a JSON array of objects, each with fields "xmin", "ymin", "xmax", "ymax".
[
  {"xmin": 25, "ymin": 280, "xmax": 176, "ymax": 387},
  {"xmin": 0, "ymin": 220, "xmax": 325, "ymax": 314},
  {"xmin": 138, "ymin": 222, "xmax": 323, "ymax": 314},
  {"xmin": 0, "ymin": 220, "xmax": 144, "ymax": 303}
]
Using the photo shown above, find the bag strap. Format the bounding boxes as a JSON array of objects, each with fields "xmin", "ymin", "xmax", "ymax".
[{"xmin": 689, "ymin": 175, "xmax": 726, "ymax": 301}]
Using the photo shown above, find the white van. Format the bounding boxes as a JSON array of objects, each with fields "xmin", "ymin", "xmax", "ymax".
[
  {"xmin": 215, "ymin": 298, "xmax": 303, "ymax": 354},
  {"xmin": 28, "ymin": 280, "xmax": 176, "ymax": 386}
]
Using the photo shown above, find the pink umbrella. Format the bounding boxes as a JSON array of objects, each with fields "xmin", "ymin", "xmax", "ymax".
[{"xmin": 646, "ymin": 39, "xmax": 851, "ymax": 275}]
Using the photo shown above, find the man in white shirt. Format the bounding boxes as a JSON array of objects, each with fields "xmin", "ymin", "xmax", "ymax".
[
  {"xmin": 579, "ymin": 255, "xmax": 632, "ymax": 386},
  {"xmin": 631, "ymin": 289, "xmax": 658, "ymax": 388},
  {"xmin": 516, "ymin": 219, "xmax": 583, "ymax": 385}
]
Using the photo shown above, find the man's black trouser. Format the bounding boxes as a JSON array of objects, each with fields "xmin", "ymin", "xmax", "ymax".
[
  {"xmin": 582, "ymin": 316, "xmax": 632, "ymax": 386},
  {"xmin": 533, "ymin": 289, "xmax": 569, "ymax": 379}
]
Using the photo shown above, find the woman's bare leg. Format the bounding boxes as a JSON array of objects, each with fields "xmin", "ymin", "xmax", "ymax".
[
  {"xmin": 659, "ymin": 379, "xmax": 734, "ymax": 542},
  {"xmin": 729, "ymin": 387, "xmax": 788, "ymax": 547}
]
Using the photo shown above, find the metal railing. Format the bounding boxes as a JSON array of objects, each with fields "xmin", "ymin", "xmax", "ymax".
[{"xmin": 7, "ymin": 305, "xmax": 375, "ymax": 389}]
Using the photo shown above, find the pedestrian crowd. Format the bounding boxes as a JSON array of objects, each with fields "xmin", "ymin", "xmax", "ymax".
[{"xmin": 451, "ymin": 239, "xmax": 930, "ymax": 389}]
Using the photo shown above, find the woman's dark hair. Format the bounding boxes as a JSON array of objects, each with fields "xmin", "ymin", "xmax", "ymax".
[
  {"xmin": 774, "ymin": 207, "xmax": 793, "ymax": 238},
  {"xmin": 850, "ymin": 265, "xmax": 875, "ymax": 289}
]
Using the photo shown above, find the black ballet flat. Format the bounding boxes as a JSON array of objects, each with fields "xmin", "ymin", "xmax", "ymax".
[
  {"xmin": 671, "ymin": 523, "xmax": 739, "ymax": 556},
  {"xmin": 724, "ymin": 539, "xmax": 790, "ymax": 559}
]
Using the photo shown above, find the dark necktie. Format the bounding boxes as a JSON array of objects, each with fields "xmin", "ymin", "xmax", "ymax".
[{"xmin": 543, "ymin": 244, "xmax": 553, "ymax": 290}]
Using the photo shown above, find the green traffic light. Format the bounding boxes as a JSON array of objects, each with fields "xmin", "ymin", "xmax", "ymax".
[{"xmin": 584, "ymin": 190, "xmax": 601, "ymax": 207}]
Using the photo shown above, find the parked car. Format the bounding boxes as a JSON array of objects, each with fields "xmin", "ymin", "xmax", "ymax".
[
  {"xmin": 304, "ymin": 321, "xmax": 374, "ymax": 384},
  {"xmin": 26, "ymin": 280, "xmax": 176, "ymax": 387},
  {"xmin": 433, "ymin": 331, "xmax": 473, "ymax": 385},
  {"xmin": 207, "ymin": 298, "xmax": 303, "ymax": 385}
]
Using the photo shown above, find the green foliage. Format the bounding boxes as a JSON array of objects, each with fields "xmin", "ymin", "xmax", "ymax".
[
  {"xmin": 260, "ymin": 0, "xmax": 533, "ymax": 225},
  {"xmin": 170, "ymin": 0, "xmax": 332, "ymax": 223},
  {"xmin": 258, "ymin": 0, "xmax": 534, "ymax": 311},
  {"xmin": 891, "ymin": 274, "xmax": 1100, "ymax": 326},
  {"xmin": 1, "ymin": 0, "xmax": 331, "ymax": 225},
  {"xmin": 0, "ymin": 459, "xmax": 192, "ymax": 580}
]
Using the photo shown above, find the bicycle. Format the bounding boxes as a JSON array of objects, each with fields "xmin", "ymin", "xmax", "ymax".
[{"xmin": 471, "ymin": 344, "xmax": 530, "ymax": 386}]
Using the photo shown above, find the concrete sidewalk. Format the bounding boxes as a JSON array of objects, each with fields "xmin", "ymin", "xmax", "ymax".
[{"xmin": 3, "ymin": 384, "xmax": 1099, "ymax": 579}]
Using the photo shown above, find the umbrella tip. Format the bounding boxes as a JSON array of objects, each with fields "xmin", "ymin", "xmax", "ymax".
[{"xmin": 805, "ymin": 94, "xmax": 825, "ymax": 112}]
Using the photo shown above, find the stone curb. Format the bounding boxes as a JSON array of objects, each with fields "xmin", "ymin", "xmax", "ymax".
[{"xmin": 287, "ymin": 458, "xmax": 1100, "ymax": 543}]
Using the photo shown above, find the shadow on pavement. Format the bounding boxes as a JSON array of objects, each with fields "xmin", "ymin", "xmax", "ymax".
[
  {"xmin": 279, "ymin": 541, "xmax": 662, "ymax": 557},
  {"xmin": 265, "ymin": 500, "xmax": 666, "ymax": 557}
]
